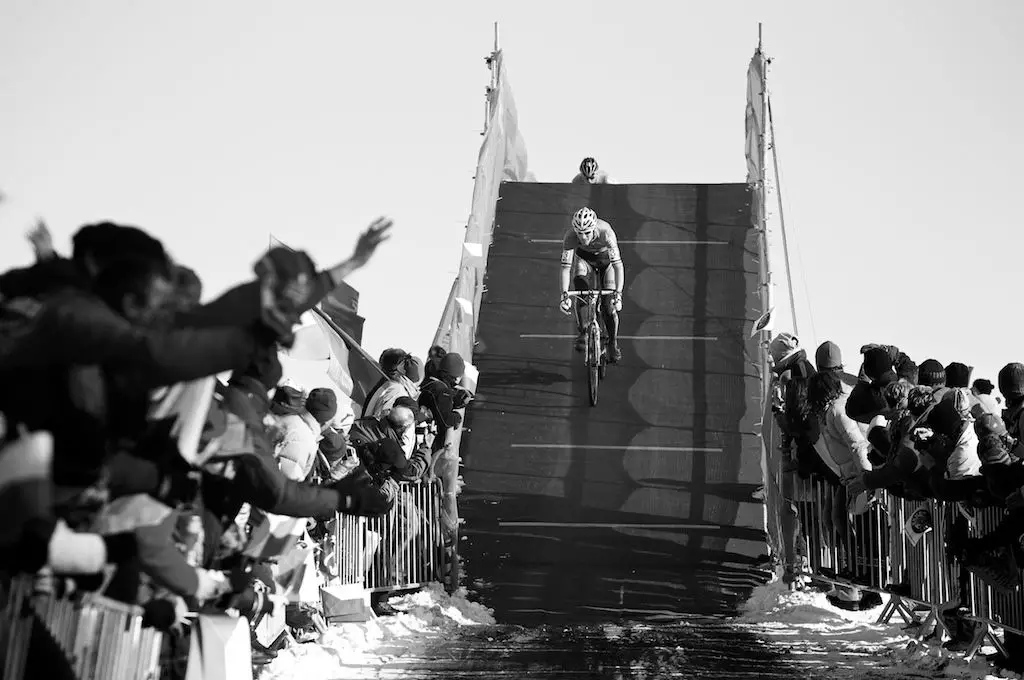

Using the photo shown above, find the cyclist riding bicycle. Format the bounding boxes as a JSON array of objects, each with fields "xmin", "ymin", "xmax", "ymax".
[
  {"xmin": 572, "ymin": 157, "xmax": 611, "ymax": 184},
  {"xmin": 558, "ymin": 207, "xmax": 624, "ymax": 363}
]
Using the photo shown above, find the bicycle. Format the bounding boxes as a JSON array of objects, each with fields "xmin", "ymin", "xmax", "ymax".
[{"xmin": 566, "ymin": 289, "xmax": 617, "ymax": 407}]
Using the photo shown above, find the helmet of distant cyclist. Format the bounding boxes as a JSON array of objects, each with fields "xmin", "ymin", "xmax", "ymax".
[
  {"xmin": 579, "ymin": 157, "xmax": 598, "ymax": 179},
  {"xmin": 572, "ymin": 207, "xmax": 598, "ymax": 237}
]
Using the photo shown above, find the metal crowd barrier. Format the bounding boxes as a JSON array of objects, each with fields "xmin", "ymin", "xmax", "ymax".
[
  {"xmin": 334, "ymin": 478, "xmax": 447, "ymax": 592},
  {"xmin": 790, "ymin": 472, "xmax": 1024, "ymax": 660},
  {"xmin": 2, "ymin": 574, "xmax": 163, "ymax": 680}
]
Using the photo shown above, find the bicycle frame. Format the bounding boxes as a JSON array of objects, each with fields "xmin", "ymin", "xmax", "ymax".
[
  {"xmin": 566, "ymin": 289, "xmax": 616, "ymax": 348},
  {"xmin": 566, "ymin": 289, "xmax": 617, "ymax": 406}
]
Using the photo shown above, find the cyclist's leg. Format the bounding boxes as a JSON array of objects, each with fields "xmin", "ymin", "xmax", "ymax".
[
  {"xmin": 599, "ymin": 263, "xmax": 620, "ymax": 361},
  {"xmin": 572, "ymin": 257, "xmax": 593, "ymax": 350}
]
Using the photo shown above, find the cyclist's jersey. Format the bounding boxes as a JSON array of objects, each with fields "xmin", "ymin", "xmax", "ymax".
[
  {"xmin": 560, "ymin": 219, "xmax": 621, "ymax": 268},
  {"xmin": 571, "ymin": 171, "xmax": 611, "ymax": 184}
]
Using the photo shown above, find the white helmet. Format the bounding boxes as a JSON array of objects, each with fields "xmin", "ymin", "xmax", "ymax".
[{"xmin": 572, "ymin": 207, "xmax": 597, "ymax": 235}]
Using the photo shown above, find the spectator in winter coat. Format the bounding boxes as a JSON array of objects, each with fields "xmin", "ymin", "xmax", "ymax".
[
  {"xmin": 808, "ymin": 371, "xmax": 872, "ymax": 485},
  {"xmin": 814, "ymin": 341, "xmax": 858, "ymax": 388},
  {"xmin": 919, "ymin": 390, "xmax": 982, "ymax": 486},
  {"xmin": 347, "ymin": 404, "xmax": 433, "ymax": 493},
  {"xmin": 363, "ymin": 348, "xmax": 422, "ymax": 419},
  {"xmin": 422, "ymin": 345, "xmax": 448, "ymax": 385},
  {"xmin": 419, "ymin": 352, "xmax": 473, "ymax": 446},
  {"xmin": 1000, "ymin": 363, "xmax": 1024, "ymax": 460},
  {"xmin": 205, "ymin": 376, "xmax": 390, "ymax": 524},
  {"xmin": 273, "ymin": 386, "xmax": 337, "ymax": 482},
  {"xmin": 845, "ymin": 347, "xmax": 899, "ymax": 424},
  {"xmin": 0, "ymin": 253, "xmax": 281, "ymax": 496},
  {"xmin": 312, "ymin": 428, "xmax": 358, "ymax": 483},
  {"xmin": 767, "ymin": 333, "xmax": 817, "ymax": 586},
  {"xmin": 972, "ymin": 378, "xmax": 1002, "ymax": 416}
]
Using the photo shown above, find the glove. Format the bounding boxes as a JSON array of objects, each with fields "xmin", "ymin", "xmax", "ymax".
[
  {"xmin": 559, "ymin": 292, "xmax": 572, "ymax": 315},
  {"xmin": 612, "ymin": 291, "xmax": 622, "ymax": 312},
  {"xmin": 330, "ymin": 470, "xmax": 394, "ymax": 517}
]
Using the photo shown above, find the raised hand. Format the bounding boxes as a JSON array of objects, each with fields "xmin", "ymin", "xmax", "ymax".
[
  {"xmin": 351, "ymin": 217, "xmax": 393, "ymax": 268},
  {"xmin": 26, "ymin": 219, "xmax": 55, "ymax": 260}
]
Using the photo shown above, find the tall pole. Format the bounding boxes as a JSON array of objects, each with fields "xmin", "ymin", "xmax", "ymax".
[
  {"xmin": 768, "ymin": 96, "xmax": 800, "ymax": 338},
  {"xmin": 483, "ymin": 22, "xmax": 500, "ymax": 134},
  {"xmin": 757, "ymin": 23, "xmax": 773, "ymax": 407}
]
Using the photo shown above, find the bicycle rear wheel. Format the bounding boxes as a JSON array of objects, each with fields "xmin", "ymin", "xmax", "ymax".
[{"xmin": 587, "ymin": 322, "xmax": 600, "ymax": 406}]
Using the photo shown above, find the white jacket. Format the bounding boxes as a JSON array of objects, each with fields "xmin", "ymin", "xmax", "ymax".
[
  {"xmin": 275, "ymin": 411, "xmax": 322, "ymax": 481},
  {"xmin": 364, "ymin": 376, "xmax": 420, "ymax": 420},
  {"xmin": 813, "ymin": 383, "xmax": 872, "ymax": 481}
]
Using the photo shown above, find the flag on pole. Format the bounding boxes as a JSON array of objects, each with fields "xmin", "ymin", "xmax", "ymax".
[
  {"xmin": 243, "ymin": 509, "xmax": 305, "ymax": 561},
  {"xmin": 745, "ymin": 48, "xmax": 766, "ymax": 228}
]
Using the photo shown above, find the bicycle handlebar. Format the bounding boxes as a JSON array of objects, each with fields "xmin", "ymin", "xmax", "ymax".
[{"xmin": 565, "ymin": 290, "xmax": 618, "ymax": 297}]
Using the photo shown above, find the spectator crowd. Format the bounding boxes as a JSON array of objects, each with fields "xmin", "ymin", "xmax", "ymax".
[
  {"xmin": 0, "ymin": 219, "xmax": 473, "ymax": 678},
  {"xmin": 769, "ymin": 332, "xmax": 1024, "ymax": 670}
]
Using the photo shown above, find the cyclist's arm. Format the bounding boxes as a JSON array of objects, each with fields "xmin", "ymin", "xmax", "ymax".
[
  {"xmin": 559, "ymin": 249, "xmax": 574, "ymax": 295},
  {"xmin": 606, "ymin": 231, "xmax": 625, "ymax": 294}
]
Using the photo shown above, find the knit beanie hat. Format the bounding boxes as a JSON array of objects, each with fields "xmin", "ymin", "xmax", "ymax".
[
  {"xmin": 863, "ymin": 348, "xmax": 893, "ymax": 382},
  {"xmin": 814, "ymin": 341, "xmax": 843, "ymax": 371},
  {"xmin": 769, "ymin": 333, "xmax": 800, "ymax": 365},
  {"xmin": 305, "ymin": 388, "xmax": 338, "ymax": 425},
  {"xmin": 945, "ymin": 362, "xmax": 973, "ymax": 389},
  {"xmin": 918, "ymin": 359, "xmax": 946, "ymax": 388},
  {"xmin": 440, "ymin": 352, "xmax": 466, "ymax": 380},
  {"xmin": 270, "ymin": 385, "xmax": 306, "ymax": 416},
  {"xmin": 998, "ymin": 363, "xmax": 1024, "ymax": 400}
]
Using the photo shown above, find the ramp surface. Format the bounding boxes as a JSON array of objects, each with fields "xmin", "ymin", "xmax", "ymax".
[{"xmin": 461, "ymin": 183, "xmax": 767, "ymax": 624}]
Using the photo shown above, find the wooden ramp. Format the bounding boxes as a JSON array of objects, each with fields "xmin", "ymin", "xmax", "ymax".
[{"xmin": 459, "ymin": 183, "xmax": 769, "ymax": 624}]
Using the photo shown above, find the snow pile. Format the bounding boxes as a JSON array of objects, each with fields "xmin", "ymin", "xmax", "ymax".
[
  {"xmin": 738, "ymin": 573, "xmax": 1020, "ymax": 679},
  {"xmin": 264, "ymin": 584, "xmax": 494, "ymax": 680}
]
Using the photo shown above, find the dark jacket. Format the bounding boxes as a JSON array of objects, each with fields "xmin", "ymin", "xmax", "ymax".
[
  {"xmin": 0, "ymin": 289, "xmax": 270, "ymax": 487},
  {"xmin": 347, "ymin": 416, "xmax": 432, "ymax": 484}
]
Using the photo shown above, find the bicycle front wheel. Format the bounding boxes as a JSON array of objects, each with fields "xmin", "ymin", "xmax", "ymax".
[{"xmin": 588, "ymin": 322, "xmax": 600, "ymax": 407}]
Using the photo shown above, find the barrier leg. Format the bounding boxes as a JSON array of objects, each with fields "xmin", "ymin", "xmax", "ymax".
[
  {"xmin": 963, "ymin": 621, "xmax": 1005, "ymax": 663},
  {"xmin": 877, "ymin": 594, "xmax": 918, "ymax": 626}
]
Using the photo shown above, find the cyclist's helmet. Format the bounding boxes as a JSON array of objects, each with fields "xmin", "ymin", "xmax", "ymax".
[
  {"xmin": 580, "ymin": 157, "xmax": 598, "ymax": 180},
  {"xmin": 572, "ymin": 207, "xmax": 598, "ymax": 238}
]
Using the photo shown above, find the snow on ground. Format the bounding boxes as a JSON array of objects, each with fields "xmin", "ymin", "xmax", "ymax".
[
  {"xmin": 266, "ymin": 574, "xmax": 1024, "ymax": 679},
  {"xmin": 263, "ymin": 584, "xmax": 494, "ymax": 680},
  {"xmin": 737, "ymin": 573, "xmax": 1020, "ymax": 679}
]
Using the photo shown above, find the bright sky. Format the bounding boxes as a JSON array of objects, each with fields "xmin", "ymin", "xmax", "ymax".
[{"xmin": 2, "ymin": 0, "xmax": 1021, "ymax": 392}]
